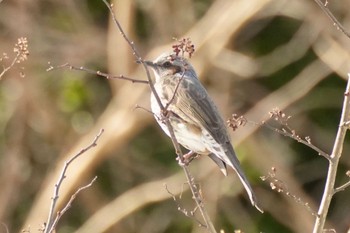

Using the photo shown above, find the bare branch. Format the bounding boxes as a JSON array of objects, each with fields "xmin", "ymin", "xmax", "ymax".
[
  {"xmin": 47, "ymin": 176, "xmax": 98, "ymax": 233},
  {"xmin": 133, "ymin": 104, "xmax": 154, "ymax": 115},
  {"xmin": 311, "ymin": 5, "xmax": 350, "ymax": 225},
  {"xmin": 255, "ymin": 108, "xmax": 331, "ymax": 160},
  {"xmin": 261, "ymin": 120, "xmax": 330, "ymax": 160},
  {"xmin": 47, "ymin": 63, "xmax": 148, "ymax": 84},
  {"xmin": 0, "ymin": 37, "xmax": 29, "ymax": 79},
  {"xmin": 164, "ymin": 184, "xmax": 206, "ymax": 228},
  {"xmin": 334, "ymin": 180, "xmax": 350, "ymax": 194},
  {"xmin": 313, "ymin": 74, "xmax": 350, "ymax": 233},
  {"xmin": 333, "ymin": 179, "xmax": 350, "ymax": 194},
  {"xmin": 44, "ymin": 129, "xmax": 104, "ymax": 233},
  {"xmin": 313, "ymin": 0, "xmax": 350, "ymax": 39},
  {"xmin": 261, "ymin": 167, "xmax": 317, "ymax": 217},
  {"xmin": 0, "ymin": 53, "xmax": 20, "ymax": 79}
]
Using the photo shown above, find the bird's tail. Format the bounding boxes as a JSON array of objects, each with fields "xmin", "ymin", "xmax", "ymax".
[
  {"xmin": 234, "ymin": 167, "xmax": 264, "ymax": 213},
  {"xmin": 222, "ymin": 145, "xmax": 264, "ymax": 213}
]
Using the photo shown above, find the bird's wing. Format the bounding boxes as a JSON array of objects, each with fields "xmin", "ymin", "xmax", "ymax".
[
  {"xmin": 167, "ymin": 76, "xmax": 229, "ymax": 148},
  {"xmin": 162, "ymin": 76, "xmax": 232, "ymax": 155}
]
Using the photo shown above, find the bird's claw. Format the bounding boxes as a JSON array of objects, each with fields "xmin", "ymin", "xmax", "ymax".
[
  {"xmin": 177, "ymin": 157, "xmax": 188, "ymax": 166},
  {"xmin": 176, "ymin": 151, "xmax": 198, "ymax": 166}
]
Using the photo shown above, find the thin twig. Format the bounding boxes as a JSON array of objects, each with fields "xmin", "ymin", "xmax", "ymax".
[
  {"xmin": 261, "ymin": 167, "xmax": 317, "ymax": 216},
  {"xmin": 0, "ymin": 37, "xmax": 29, "ymax": 80},
  {"xmin": 47, "ymin": 63, "xmax": 148, "ymax": 84},
  {"xmin": 44, "ymin": 129, "xmax": 104, "ymax": 233},
  {"xmin": 101, "ymin": 1, "xmax": 217, "ymax": 232},
  {"xmin": 312, "ymin": 74, "xmax": 350, "ymax": 233},
  {"xmin": 313, "ymin": 0, "xmax": 350, "ymax": 39},
  {"xmin": 101, "ymin": 0, "xmax": 163, "ymax": 120},
  {"xmin": 164, "ymin": 184, "xmax": 206, "ymax": 228},
  {"xmin": 47, "ymin": 176, "xmax": 98, "ymax": 233},
  {"xmin": 0, "ymin": 53, "xmax": 20, "ymax": 79},
  {"xmin": 333, "ymin": 179, "xmax": 350, "ymax": 194},
  {"xmin": 133, "ymin": 104, "xmax": 154, "ymax": 115},
  {"xmin": 260, "ymin": 121, "xmax": 330, "ymax": 160}
]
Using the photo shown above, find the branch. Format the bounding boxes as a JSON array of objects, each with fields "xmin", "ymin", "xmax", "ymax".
[
  {"xmin": 312, "ymin": 74, "xmax": 350, "ymax": 233},
  {"xmin": 261, "ymin": 121, "xmax": 330, "ymax": 160},
  {"xmin": 0, "ymin": 53, "xmax": 20, "ymax": 79},
  {"xmin": 44, "ymin": 129, "xmax": 104, "ymax": 233},
  {"xmin": 333, "ymin": 179, "xmax": 350, "ymax": 194},
  {"xmin": 231, "ymin": 109, "xmax": 331, "ymax": 160},
  {"xmin": 0, "ymin": 37, "xmax": 29, "ymax": 80},
  {"xmin": 261, "ymin": 167, "xmax": 317, "ymax": 216},
  {"xmin": 313, "ymin": 0, "xmax": 350, "ymax": 39},
  {"xmin": 101, "ymin": 1, "xmax": 217, "ymax": 232},
  {"xmin": 47, "ymin": 63, "xmax": 148, "ymax": 84},
  {"xmin": 46, "ymin": 176, "xmax": 98, "ymax": 233},
  {"xmin": 100, "ymin": 0, "xmax": 163, "ymax": 122},
  {"xmin": 164, "ymin": 184, "xmax": 206, "ymax": 228}
]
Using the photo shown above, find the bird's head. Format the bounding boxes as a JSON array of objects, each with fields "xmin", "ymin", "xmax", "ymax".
[{"xmin": 145, "ymin": 53, "xmax": 197, "ymax": 81}]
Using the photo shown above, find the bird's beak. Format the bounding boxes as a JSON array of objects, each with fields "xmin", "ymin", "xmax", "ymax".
[
  {"xmin": 144, "ymin": 60, "xmax": 159, "ymax": 72},
  {"xmin": 144, "ymin": 60, "xmax": 156, "ymax": 67}
]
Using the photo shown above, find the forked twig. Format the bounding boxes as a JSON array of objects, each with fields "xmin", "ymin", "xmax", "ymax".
[
  {"xmin": 311, "ymin": 3, "xmax": 350, "ymax": 230},
  {"xmin": 0, "ymin": 37, "xmax": 29, "ymax": 79},
  {"xmin": 44, "ymin": 129, "xmax": 104, "ymax": 233},
  {"xmin": 312, "ymin": 75, "xmax": 350, "ymax": 233},
  {"xmin": 164, "ymin": 184, "xmax": 206, "ymax": 227},
  {"xmin": 47, "ymin": 176, "xmax": 97, "ymax": 233}
]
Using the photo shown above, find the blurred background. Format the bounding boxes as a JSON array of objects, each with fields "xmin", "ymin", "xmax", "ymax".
[{"xmin": 1, "ymin": 0, "xmax": 350, "ymax": 232}]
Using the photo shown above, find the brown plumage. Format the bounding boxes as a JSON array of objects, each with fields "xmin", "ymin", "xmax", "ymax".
[{"xmin": 146, "ymin": 53, "xmax": 263, "ymax": 213}]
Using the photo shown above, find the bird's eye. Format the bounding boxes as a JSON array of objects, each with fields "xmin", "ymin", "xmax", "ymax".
[{"xmin": 163, "ymin": 61, "xmax": 172, "ymax": 67}]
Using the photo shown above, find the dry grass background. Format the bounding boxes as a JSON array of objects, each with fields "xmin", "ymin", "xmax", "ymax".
[{"xmin": 1, "ymin": 0, "xmax": 350, "ymax": 232}]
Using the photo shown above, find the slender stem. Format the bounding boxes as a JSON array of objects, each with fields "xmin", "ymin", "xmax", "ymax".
[
  {"xmin": 313, "ymin": 0, "xmax": 350, "ymax": 39},
  {"xmin": 334, "ymin": 180, "xmax": 350, "ymax": 194},
  {"xmin": 260, "ymin": 122, "xmax": 330, "ymax": 160},
  {"xmin": 0, "ymin": 53, "xmax": 20, "ymax": 79},
  {"xmin": 47, "ymin": 63, "xmax": 149, "ymax": 84},
  {"xmin": 44, "ymin": 129, "xmax": 104, "ymax": 233},
  {"xmin": 312, "ymin": 75, "xmax": 350, "ymax": 233},
  {"xmin": 47, "ymin": 176, "xmax": 98, "ymax": 233}
]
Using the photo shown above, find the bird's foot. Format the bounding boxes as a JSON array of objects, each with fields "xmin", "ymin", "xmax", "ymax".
[{"xmin": 177, "ymin": 151, "xmax": 198, "ymax": 166}]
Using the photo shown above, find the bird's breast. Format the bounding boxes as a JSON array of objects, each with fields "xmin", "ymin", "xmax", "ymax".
[{"xmin": 150, "ymin": 98, "xmax": 209, "ymax": 154}]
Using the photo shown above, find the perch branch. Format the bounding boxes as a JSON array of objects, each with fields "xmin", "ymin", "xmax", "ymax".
[{"xmin": 101, "ymin": 0, "xmax": 217, "ymax": 231}]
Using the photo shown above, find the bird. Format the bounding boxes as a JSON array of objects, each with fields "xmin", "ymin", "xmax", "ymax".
[{"xmin": 145, "ymin": 53, "xmax": 263, "ymax": 213}]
